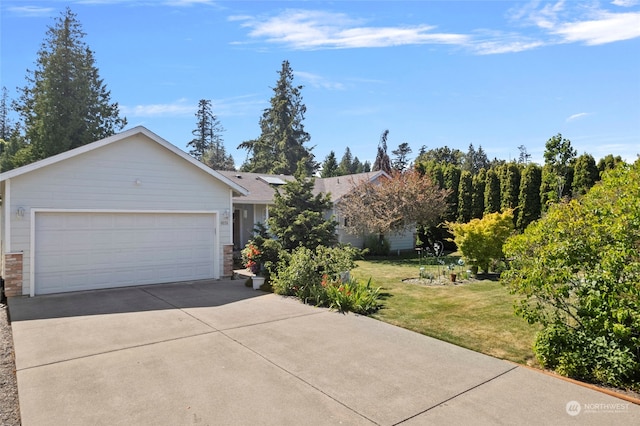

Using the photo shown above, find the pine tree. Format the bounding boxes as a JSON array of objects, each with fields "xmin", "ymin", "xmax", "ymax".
[
  {"xmin": 516, "ymin": 163, "xmax": 542, "ymax": 230},
  {"xmin": 239, "ymin": 60, "xmax": 316, "ymax": 175},
  {"xmin": 391, "ymin": 142, "xmax": 412, "ymax": 172},
  {"xmin": 188, "ymin": 99, "xmax": 233, "ymax": 170},
  {"xmin": 338, "ymin": 147, "xmax": 354, "ymax": 175},
  {"xmin": 321, "ymin": 151, "xmax": 339, "ymax": 177},
  {"xmin": 15, "ymin": 8, "xmax": 125, "ymax": 162},
  {"xmin": 268, "ymin": 161, "xmax": 337, "ymax": 251},
  {"xmin": 373, "ymin": 130, "xmax": 392, "ymax": 174}
]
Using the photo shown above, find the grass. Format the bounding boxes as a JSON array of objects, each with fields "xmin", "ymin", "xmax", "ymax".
[{"xmin": 351, "ymin": 254, "xmax": 539, "ymax": 366}]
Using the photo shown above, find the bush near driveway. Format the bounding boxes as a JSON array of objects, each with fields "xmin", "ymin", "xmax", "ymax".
[
  {"xmin": 271, "ymin": 245, "xmax": 382, "ymax": 314},
  {"xmin": 502, "ymin": 161, "xmax": 640, "ymax": 391}
]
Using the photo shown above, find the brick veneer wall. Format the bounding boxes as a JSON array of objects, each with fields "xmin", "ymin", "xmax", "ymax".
[
  {"xmin": 223, "ymin": 244, "xmax": 234, "ymax": 278},
  {"xmin": 3, "ymin": 252, "xmax": 23, "ymax": 297}
]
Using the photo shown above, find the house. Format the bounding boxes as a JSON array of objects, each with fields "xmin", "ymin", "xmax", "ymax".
[
  {"xmin": 0, "ymin": 126, "xmax": 248, "ymax": 297},
  {"xmin": 218, "ymin": 170, "xmax": 416, "ymax": 252}
]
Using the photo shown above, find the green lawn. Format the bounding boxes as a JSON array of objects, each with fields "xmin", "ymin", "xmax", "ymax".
[{"xmin": 351, "ymin": 256, "xmax": 539, "ymax": 366}]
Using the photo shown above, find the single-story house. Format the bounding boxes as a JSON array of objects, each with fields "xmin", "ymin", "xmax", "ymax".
[
  {"xmin": 218, "ymin": 170, "xmax": 416, "ymax": 252},
  {"xmin": 0, "ymin": 126, "xmax": 248, "ymax": 297}
]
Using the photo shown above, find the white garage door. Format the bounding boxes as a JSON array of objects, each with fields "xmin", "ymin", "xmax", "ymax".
[{"xmin": 34, "ymin": 212, "xmax": 216, "ymax": 295}]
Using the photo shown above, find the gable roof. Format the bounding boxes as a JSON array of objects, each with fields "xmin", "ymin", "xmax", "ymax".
[
  {"xmin": 220, "ymin": 170, "xmax": 388, "ymax": 204},
  {"xmin": 0, "ymin": 126, "xmax": 249, "ymax": 196}
]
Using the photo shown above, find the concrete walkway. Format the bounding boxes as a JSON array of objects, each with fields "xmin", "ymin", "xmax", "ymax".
[{"xmin": 8, "ymin": 280, "xmax": 639, "ymax": 425}]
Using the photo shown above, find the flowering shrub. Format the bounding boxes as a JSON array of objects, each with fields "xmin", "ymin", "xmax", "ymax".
[
  {"xmin": 241, "ymin": 243, "xmax": 262, "ymax": 274},
  {"xmin": 271, "ymin": 244, "xmax": 381, "ymax": 314}
]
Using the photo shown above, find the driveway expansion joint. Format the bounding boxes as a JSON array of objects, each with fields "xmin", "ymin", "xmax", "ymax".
[
  {"xmin": 390, "ymin": 365, "xmax": 520, "ymax": 425},
  {"xmin": 218, "ymin": 326, "xmax": 381, "ymax": 426}
]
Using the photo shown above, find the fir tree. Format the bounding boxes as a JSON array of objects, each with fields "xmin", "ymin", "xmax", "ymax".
[
  {"xmin": 321, "ymin": 151, "xmax": 339, "ymax": 177},
  {"xmin": 15, "ymin": 8, "xmax": 125, "ymax": 162},
  {"xmin": 268, "ymin": 161, "xmax": 337, "ymax": 251},
  {"xmin": 484, "ymin": 168, "xmax": 501, "ymax": 214},
  {"xmin": 239, "ymin": 60, "xmax": 316, "ymax": 175}
]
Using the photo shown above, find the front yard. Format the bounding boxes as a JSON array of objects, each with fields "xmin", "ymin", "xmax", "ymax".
[{"xmin": 351, "ymin": 256, "xmax": 539, "ymax": 366}]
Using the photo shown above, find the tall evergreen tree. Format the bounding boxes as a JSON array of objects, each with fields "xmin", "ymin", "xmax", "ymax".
[
  {"xmin": 338, "ymin": 147, "xmax": 354, "ymax": 175},
  {"xmin": 457, "ymin": 170, "xmax": 473, "ymax": 223},
  {"xmin": 239, "ymin": 60, "xmax": 316, "ymax": 175},
  {"xmin": 516, "ymin": 163, "xmax": 542, "ymax": 230},
  {"xmin": 484, "ymin": 168, "xmax": 501, "ymax": 214},
  {"xmin": 15, "ymin": 8, "xmax": 126, "ymax": 162},
  {"xmin": 352, "ymin": 156, "xmax": 363, "ymax": 173},
  {"xmin": 391, "ymin": 142, "xmax": 412, "ymax": 172},
  {"xmin": 499, "ymin": 162, "xmax": 521, "ymax": 211},
  {"xmin": 321, "ymin": 151, "xmax": 339, "ymax": 177},
  {"xmin": 268, "ymin": 161, "xmax": 337, "ymax": 251},
  {"xmin": 572, "ymin": 153, "xmax": 599, "ymax": 196},
  {"xmin": 0, "ymin": 87, "xmax": 15, "ymax": 141},
  {"xmin": 188, "ymin": 99, "xmax": 234, "ymax": 170},
  {"xmin": 373, "ymin": 129, "xmax": 392, "ymax": 174},
  {"xmin": 463, "ymin": 143, "xmax": 489, "ymax": 174},
  {"xmin": 471, "ymin": 168, "xmax": 486, "ymax": 219},
  {"xmin": 443, "ymin": 164, "xmax": 461, "ymax": 221}
]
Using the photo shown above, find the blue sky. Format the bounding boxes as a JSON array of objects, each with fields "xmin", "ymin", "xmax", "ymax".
[{"xmin": 2, "ymin": 1, "xmax": 639, "ymax": 168}]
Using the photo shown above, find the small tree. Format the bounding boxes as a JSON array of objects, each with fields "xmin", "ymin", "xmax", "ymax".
[
  {"xmin": 268, "ymin": 161, "xmax": 337, "ymax": 251},
  {"xmin": 446, "ymin": 210, "xmax": 514, "ymax": 273},
  {"xmin": 338, "ymin": 170, "xmax": 449, "ymax": 238}
]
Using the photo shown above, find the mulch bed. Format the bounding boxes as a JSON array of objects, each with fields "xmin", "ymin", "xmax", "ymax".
[{"xmin": 0, "ymin": 302, "xmax": 21, "ymax": 425}]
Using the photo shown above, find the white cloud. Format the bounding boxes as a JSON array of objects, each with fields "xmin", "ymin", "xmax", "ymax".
[
  {"xmin": 296, "ymin": 72, "xmax": 345, "ymax": 90},
  {"xmin": 7, "ymin": 6, "xmax": 55, "ymax": 17},
  {"xmin": 566, "ymin": 112, "xmax": 592, "ymax": 122},
  {"xmin": 121, "ymin": 99, "xmax": 194, "ymax": 117},
  {"xmin": 612, "ymin": 0, "xmax": 639, "ymax": 7},
  {"xmin": 552, "ymin": 11, "xmax": 640, "ymax": 45},
  {"xmin": 232, "ymin": 9, "xmax": 470, "ymax": 50}
]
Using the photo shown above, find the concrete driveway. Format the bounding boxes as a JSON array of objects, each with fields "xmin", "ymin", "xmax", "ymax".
[{"xmin": 9, "ymin": 280, "xmax": 639, "ymax": 425}]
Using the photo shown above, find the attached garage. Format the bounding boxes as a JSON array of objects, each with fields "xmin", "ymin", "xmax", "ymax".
[
  {"xmin": 34, "ymin": 211, "xmax": 217, "ymax": 295},
  {"xmin": 1, "ymin": 127, "xmax": 248, "ymax": 297}
]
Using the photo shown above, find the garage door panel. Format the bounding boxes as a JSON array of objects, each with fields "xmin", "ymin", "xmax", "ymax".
[{"xmin": 35, "ymin": 212, "xmax": 216, "ymax": 295}]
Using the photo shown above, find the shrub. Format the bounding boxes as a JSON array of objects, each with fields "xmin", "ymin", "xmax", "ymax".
[
  {"xmin": 503, "ymin": 160, "xmax": 640, "ymax": 390},
  {"xmin": 271, "ymin": 244, "xmax": 381, "ymax": 314}
]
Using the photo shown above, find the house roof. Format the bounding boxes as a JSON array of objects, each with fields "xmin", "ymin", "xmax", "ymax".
[
  {"xmin": 313, "ymin": 171, "xmax": 388, "ymax": 202},
  {"xmin": 219, "ymin": 170, "xmax": 388, "ymax": 204},
  {"xmin": 0, "ymin": 126, "xmax": 249, "ymax": 196},
  {"xmin": 218, "ymin": 171, "xmax": 296, "ymax": 204}
]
